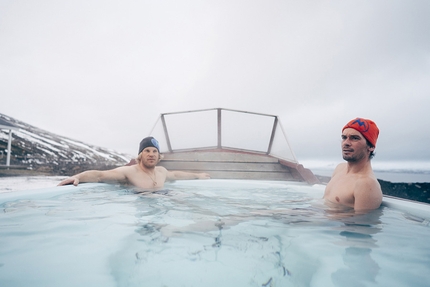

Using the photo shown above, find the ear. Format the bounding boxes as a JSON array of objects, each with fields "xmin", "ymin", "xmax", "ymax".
[{"xmin": 368, "ymin": 146, "xmax": 375, "ymax": 152}]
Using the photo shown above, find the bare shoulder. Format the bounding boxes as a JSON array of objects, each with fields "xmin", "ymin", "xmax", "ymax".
[
  {"xmin": 333, "ymin": 163, "xmax": 347, "ymax": 174},
  {"xmin": 353, "ymin": 175, "xmax": 382, "ymax": 210},
  {"xmin": 355, "ymin": 173, "xmax": 381, "ymax": 191},
  {"xmin": 328, "ymin": 163, "xmax": 347, "ymax": 180},
  {"xmin": 155, "ymin": 166, "xmax": 168, "ymax": 174},
  {"xmin": 104, "ymin": 165, "xmax": 140, "ymax": 179},
  {"xmin": 112, "ymin": 165, "xmax": 137, "ymax": 174}
]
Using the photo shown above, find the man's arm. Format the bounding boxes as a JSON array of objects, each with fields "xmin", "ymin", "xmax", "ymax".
[
  {"xmin": 353, "ymin": 179, "xmax": 383, "ymax": 211},
  {"xmin": 58, "ymin": 167, "xmax": 129, "ymax": 186},
  {"xmin": 166, "ymin": 170, "xmax": 210, "ymax": 181}
]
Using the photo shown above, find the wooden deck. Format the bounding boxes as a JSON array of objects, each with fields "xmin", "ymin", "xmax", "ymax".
[{"xmin": 157, "ymin": 149, "xmax": 319, "ymax": 184}]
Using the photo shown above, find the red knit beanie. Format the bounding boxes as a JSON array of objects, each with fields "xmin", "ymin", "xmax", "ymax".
[{"xmin": 342, "ymin": 118, "xmax": 379, "ymax": 147}]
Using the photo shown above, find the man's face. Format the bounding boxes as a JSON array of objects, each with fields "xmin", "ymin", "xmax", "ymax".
[
  {"xmin": 341, "ymin": 128, "xmax": 372, "ymax": 162},
  {"xmin": 140, "ymin": 147, "xmax": 160, "ymax": 168}
]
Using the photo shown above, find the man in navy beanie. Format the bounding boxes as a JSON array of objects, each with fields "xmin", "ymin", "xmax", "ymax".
[{"xmin": 59, "ymin": 136, "xmax": 210, "ymax": 189}]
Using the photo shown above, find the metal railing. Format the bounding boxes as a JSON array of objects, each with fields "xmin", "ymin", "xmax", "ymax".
[{"xmin": 149, "ymin": 108, "xmax": 298, "ymax": 163}]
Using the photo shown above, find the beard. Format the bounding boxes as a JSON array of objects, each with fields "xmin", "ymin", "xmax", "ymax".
[
  {"xmin": 342, "ymin": 149, "xmax": 366, "ymax": 162},
  {"xmin": 343, "ymin": 154, "xmax": 358, "ymax": 162},
  {"xmin": 140, "ymin": 158, "xmax": 158, "ymax": 169}
]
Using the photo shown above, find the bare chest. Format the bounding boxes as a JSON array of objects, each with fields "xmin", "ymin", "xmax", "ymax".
[
  {"xmin": 128, "ymin": 169, "xmax": 167, "ymax": 189},
  {"xmin": 324, "ymin": 176, "xmax": 356, "ymax": 208}
]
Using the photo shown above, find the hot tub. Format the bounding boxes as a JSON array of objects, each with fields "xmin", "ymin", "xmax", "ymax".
[{"xmin": 0, "ymin": 179, "xmax": 429, "ymax": 286}]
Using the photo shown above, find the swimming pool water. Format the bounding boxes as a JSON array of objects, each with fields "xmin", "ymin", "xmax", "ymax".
[{"xmin": 0, "ymin": 179, "xmax": 429, "ymax": 287}]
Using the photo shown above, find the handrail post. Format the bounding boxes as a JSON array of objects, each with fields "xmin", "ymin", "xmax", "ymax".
[
  {"xmin": 6, "ymin": 129, "xmax": 12, "ymax": 166},
  {"xmin": 267, "ymin": 117, "xmax": 277, "ymax": 155},
  {"xmin": 217, "ymin": 108, "xmax": 222, "ymax": 148},
  {"xmin": 161, "ymin": 114, "xmax": 172, "ymax": 152}
]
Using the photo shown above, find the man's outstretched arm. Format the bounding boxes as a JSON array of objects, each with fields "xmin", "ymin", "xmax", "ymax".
[
  {"xmin": 58, "ymin": 167, "xmax": 128, "ymax": 186},
  {"xmin": 166, "ymin": 170, "xmax": 210, "ymax": 181}
]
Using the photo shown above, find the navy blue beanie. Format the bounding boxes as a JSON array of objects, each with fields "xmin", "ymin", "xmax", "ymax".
[{"xmin": 138, "ymin": 137, "xmax": 160, "ymax": 154}]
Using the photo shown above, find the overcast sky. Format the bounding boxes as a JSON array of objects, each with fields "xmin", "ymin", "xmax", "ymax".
[{"xmin": 1, "ymin": 0, "xmax": 429, "ymax": 169}]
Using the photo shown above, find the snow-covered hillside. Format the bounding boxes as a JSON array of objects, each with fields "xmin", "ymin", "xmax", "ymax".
[{"xmin": 0, "ymin": 113, "xmax": 132, "ymax": 175}]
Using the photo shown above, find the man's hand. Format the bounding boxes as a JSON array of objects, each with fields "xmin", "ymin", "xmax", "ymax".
[
  {"xmin": 197, "ymin": 173, "xmax": 211, "ymax": 179},
  {"xmin": 166, "ymin": 171, "xmax": 211, "ymax": 181},
  {"xmin": 58, "ymin": 176, "xmax": 80, "ymax": 186}
]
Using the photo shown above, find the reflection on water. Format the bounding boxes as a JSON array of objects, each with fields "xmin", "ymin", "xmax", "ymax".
[
  {"xmin": 331, "ymin": 209, "xmax": 383, "ymax": 286},
  {"xmin": 126, "ymin": 184, "xmax": 393, "ymax": 287},
  {"xmin": 332, "ymin": 247, "xmax": 380, "ymax": 287}
]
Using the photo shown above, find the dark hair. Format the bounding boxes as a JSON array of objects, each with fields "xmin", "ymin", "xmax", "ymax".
[{"xmin": 366, "ymin": 140, "xmax": 375, "ymax": 159}]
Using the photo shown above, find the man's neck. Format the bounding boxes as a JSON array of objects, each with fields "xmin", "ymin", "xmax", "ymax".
[
  {"xmin": 138, "ymin": 162, "xmax": 156, "ymax": 173},
  {"xmin": 345, "ymin": 158, "xmax": 372, "ymax": 174}
]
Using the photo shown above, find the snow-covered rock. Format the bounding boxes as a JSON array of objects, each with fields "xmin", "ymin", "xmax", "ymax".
[{"xmin": 0, "ymin": 113, "xmax": 132, "ymax": 175}]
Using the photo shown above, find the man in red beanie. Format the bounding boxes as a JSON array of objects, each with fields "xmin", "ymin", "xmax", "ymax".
[
  {"xmin": 58, "ymin": 137, "xmax": 210, "ymax": 190},
  {"xmin": 323, "ymin": 118, "xmax": 382, "ymax": 211}
]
